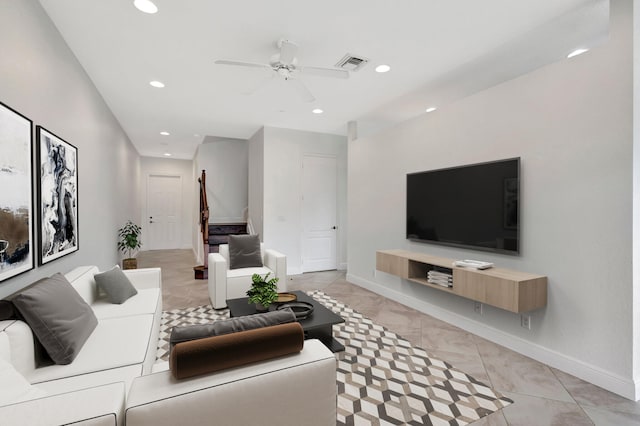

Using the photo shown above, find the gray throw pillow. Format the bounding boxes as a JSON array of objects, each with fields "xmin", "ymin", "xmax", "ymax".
[
  {"xmin": 12, "ymin": 273, "xmax": 98, "ymax": 365},
  {"xmin": 169, "ymin": 308, "xmax": 296, "ymax": 350},
  {"xmin": 228, "ymin": 234, "xmax": 262, "ymax": 269},
  {"xmin": 94, "ymin": 266, "xmax": 138, "ymax": 304}
]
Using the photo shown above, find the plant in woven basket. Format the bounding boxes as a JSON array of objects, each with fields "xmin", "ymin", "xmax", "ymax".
[
  {"xmin": 117, "ymin": 220, "xmax": 142, "ymax": 269},
  {"xmin": 247, "ymin": 272, "xmax": 279, "ymax": 311}
]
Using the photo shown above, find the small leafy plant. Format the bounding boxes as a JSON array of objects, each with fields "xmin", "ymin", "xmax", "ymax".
[
  {"xmin": 247, "ymin": 272, "xmax": 279, "ymax": 309},
  {"xmin": 117, "ymin": 220, "xmax": 142, "ymax": 259}
]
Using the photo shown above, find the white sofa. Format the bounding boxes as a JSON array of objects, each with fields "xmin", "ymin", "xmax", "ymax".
[
  {"xmin": 0, "ymin": 265, "xmax": 337, "ymax": 426},
  {"xmin": 208, "ymin": 243, "xmax": 287, "ymax": 309}
]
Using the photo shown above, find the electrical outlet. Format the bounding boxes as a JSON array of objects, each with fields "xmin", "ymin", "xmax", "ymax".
[
  {"xmin": 520, "ymin": 314, "xmax": 531, "ymax": 330},
  {"xmin": 474, "ymin": 302, "xmax": 483, "ymax": 315}
]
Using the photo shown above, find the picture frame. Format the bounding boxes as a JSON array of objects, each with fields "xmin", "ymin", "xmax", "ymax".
[
  {"xmin": 0, "ymin": 102, "xmax": 35, "ymax": 283},
  {"xmin": 37, "ymin": 126, "xmax": 79, "ymax": 264}
]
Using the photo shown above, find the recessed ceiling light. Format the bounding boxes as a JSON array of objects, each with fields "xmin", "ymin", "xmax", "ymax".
[
  {"xmin": 194, "ymin": 134, "xmax": 200, "ymax": 137},
  {"xmin": 567, "ymin": 48, "xmax": 589, "ymax": 59},
  {"xmin": 163, "ymin": 152, "xmax": 172, "ymax": 157},
  {"xmin": 160, "ymin": 131, "xmax": 170, "ymax": 136},
  {"xmin": 312, "ymin": 108, "xmax": 323, "ymax": 114},
  {"xmin": 425, "ymin": 107, "xmax": 437, "ymax": 113},
  {"xmin": 149, "ymin": 80, "xmax": 165, "ymax": 88},
  {"xmin": 133, "ymin": 0, "xmax": 158, "ymax": 14},
  {"xmin": 375, "ymin": 65, "xmax": 391, "ymax": 73}
]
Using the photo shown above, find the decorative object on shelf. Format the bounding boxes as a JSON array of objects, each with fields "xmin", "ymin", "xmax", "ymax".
[
  {"xmin": 0, "ymin": 102, "xmax": 34, "ymax": 282},
  {"xmin": 246, "ymin": 272, "xmax": 279, "ymax": 312},
  {"xmin": 37, "ymin": 126, "xmax": 79, "ymax": 265},
  {"xmin": 452, "ymin": 259, "xmax": 494, "ymax": 270},
  {"xmin": 117, "ymin": 220, "xmax": 142, "ymax": 269},
  {"xmin": 276, "ymin": 301, "xmax": 314, "ymax": 320},
  {"xmin": 276, "ymin": 292, "xmax": 297, "ymax": 303}
]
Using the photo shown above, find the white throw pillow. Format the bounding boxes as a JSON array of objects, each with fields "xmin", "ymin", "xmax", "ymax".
[{"xmin": 0, "ymin": 357, "xmax": 46, "ymax": 406}]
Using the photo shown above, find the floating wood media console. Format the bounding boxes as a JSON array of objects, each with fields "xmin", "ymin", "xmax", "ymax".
[{"xmin": 376, "ymin": 249, "xmax": 547, "ymax": 313}]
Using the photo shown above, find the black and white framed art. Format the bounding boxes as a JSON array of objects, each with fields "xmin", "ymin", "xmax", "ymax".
[
  {"xmin": 0, "ymin": 102, "xmax": 34, "ymax": 282},
  {"xmin": 37, "ymin": 126, "xmax": 79, "ymax": 264}
]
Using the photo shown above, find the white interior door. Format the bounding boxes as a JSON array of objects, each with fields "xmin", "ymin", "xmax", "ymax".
[
  {"xmin": 147, "ymin": 175, "xmax": 181, "ymax": 250},
  {"xmin": 302, "ymin": 155, "xmax": 337, "ymax": 272}
]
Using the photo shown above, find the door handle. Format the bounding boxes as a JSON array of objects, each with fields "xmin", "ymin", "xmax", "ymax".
[{"xmin": 332, "ymin": 226, "xmax": 336, "ymax": 230}]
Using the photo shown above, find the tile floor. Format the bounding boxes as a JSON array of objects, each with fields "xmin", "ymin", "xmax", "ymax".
[{"xmin": 138, "ymin": 249, "xmax": 640, "ymax": 426}]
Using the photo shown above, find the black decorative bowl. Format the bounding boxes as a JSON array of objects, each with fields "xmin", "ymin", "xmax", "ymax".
[{"xmin": 276, "ymin": 301, "xmax": 314, "ymax": 320}]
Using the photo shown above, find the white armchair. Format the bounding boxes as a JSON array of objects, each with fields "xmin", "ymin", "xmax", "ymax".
[{"xmin": 208, "ymin": 243, "xmax": 287, "ymax": 309}]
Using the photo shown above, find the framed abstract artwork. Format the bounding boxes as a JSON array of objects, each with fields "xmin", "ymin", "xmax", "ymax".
[
  {"xmin": 37, "ymin": 126, "xmax": 79, "ymax": 264},
  {"xmin": 0, "ymin": 102, "xmax": 34, "ymax": 283}
]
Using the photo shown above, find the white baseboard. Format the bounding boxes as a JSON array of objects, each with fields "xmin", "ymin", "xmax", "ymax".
[
  {"xmin": 347, "ymin": 273, "xmax": 638, "ymax": 401},
  {"xmin": 288, "ymin": 266, "xmax": 303, "ymax": 276}
]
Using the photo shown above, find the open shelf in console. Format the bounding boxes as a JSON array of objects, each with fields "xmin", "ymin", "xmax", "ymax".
[
  {"xmin": 376, "ymin": 249, "xmax": 547, "ymax": 313},
  {"xmin": 407, "ymin": 260, "xmax": 454, "ymax": 293}
]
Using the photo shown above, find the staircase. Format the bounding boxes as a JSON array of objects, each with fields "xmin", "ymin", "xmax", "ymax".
[
  {"xmin": 194, "ymin": 223, "xmax": 247, "ymax": 279},
  {"xmin": 207, "ymin": 223, "xmax": 247, "ymax": 253}
]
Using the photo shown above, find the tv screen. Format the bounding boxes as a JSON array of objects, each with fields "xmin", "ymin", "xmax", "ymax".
[{"xmin": 406, "ymin": 158, "xmax": 520, "ymax": 255}]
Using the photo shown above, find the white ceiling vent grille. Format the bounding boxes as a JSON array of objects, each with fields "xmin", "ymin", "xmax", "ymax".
[{"xmin": 335, "ymin": 54, "xmax": 369, "ymax": 71}]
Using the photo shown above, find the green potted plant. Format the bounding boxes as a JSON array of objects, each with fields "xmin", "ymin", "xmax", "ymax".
[
  {"xmin": 117, "ymin": 220, "xmax": 142, "ymax": 269},
  {"xmin": 247, "ymin": 272, "xmax": 279, "ymax": 312}
]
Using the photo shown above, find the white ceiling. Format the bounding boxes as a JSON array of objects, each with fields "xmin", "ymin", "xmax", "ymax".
[{"xmin": 38, "ymin": 0, "xmax": 608, "ymax": 160}]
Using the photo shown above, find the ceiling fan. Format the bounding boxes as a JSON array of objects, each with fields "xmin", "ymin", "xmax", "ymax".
[{"xmin": 214, "ymin": 39, "xmax": 349, "ymax": 103}]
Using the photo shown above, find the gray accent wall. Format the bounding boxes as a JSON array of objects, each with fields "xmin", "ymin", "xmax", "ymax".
[
  {"xmin": 0, "ymin": 0, "xmax": 140, "ymax": 299},
  {"xmin": 348, "ymin": 0, "xmax": 635, "ymax": 398}
]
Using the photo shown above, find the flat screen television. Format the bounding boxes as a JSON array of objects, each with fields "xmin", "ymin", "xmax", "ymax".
[{"xmin": 406, "ymin": 158, "xmax": 520, "ymax": 255}]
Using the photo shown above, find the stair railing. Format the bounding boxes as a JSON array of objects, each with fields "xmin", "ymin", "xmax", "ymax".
[{"xmin": 198, "ymin": 170, "xmax": 209, "ymax": 267}]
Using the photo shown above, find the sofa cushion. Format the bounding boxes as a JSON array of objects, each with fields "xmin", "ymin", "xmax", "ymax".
[
  {"xmin": 91, "ymin": 288, "xmax": 160, "ymax": 320},
  {"xmin": 65, "ymin": 266, "xmax": 100, "ymax": 305},
  {"xmin": 170, "ymin": 322, "xmax": 304, "ymax": 379},
  {"xmin": 94, "ymin": 266, "xmax": 138, "ymax": 304},
  {"xmin": 27, "ymin": 314, "xmax": 154, "ymax": 384},
  {"xmin": 0, "ymin": 357, "xmax": 46, "ymax": 406},
  {"xmin": 228, "ymin": 234, "xmax": 262, "ymax": 269},
  {"xmin": 12, "ymin": 273, "xmax": 98, "ymax": 365}
]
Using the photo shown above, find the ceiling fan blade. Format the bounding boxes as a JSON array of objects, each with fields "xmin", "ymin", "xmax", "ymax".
[
  {"xmin": 278, "ymin": 39, "xmax": 298, "ymax": 66},
  {"xmin": 242, "ymin": 72, "xmax": 276, "ymax": 95},
  {"xmin": 214, "ymin": 59, "xmax": 272, "ymax": 70},
  {"xmin": 299, "ymin": 66, "xmax": 349, "ymax": 79},
  {"xmin": 288, "ymin": 78, "xmax": 315, "ymax": 103}
]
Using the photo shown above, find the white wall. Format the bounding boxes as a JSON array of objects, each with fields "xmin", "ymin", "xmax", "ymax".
[
  {"xmin": 263, "ymin": 127, "xmax": 347, "ymax": 275},
  {"xmin": 139, "ymin": 157, "xmax": 194, "ymax": 251},
  {"xmin": 348, "ymin": 0, "xmax": 635, "ymax": 398},
  {"xmin": 248, "ymin": 128, "xmax": 265, "ymax": 238},
  {"xmin": 633, "ymin": 0, "xmax": 640, "ymax": 394},
  {"xmin": 0, "ymin": 0, "xmax": 140, "ymax": 299},
  {"xmin": 195, "ymin": 137, "xmax": 248, "ymax": 224}
]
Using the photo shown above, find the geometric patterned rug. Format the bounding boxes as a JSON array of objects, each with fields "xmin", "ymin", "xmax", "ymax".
[{"xmin": 156, "ymin": 290, "xmax": 513, "ymax": 425}]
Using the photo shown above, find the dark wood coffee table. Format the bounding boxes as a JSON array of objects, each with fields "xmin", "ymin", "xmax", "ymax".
[{"xmin": 226, "ymin": 290, "xmax": 345, "ymax": 352}]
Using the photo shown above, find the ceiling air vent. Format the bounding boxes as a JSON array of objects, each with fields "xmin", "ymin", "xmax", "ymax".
[{"xmin": 335, "ymin": 54, "xmax": 369, "ymax": 72}]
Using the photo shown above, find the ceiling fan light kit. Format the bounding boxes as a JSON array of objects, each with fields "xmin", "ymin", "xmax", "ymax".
[
  {"xmin": 133, "ymin": 0, "xmax": 158, "ymax": 14},
  {"xmin": 215, "ymin": 38, "xmax": 350, "ymax": 103}
]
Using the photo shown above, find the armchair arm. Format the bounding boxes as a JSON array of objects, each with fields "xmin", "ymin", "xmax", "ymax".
[
  {"xmin": 264, "ymin": 249, "xmax": 287, "ymax": 291},
  {"xmin": 125, "ymin": 339, "xmax": 336, "ymax": 426},
  {"xmin": 123, "ymin": 267, "xmax": 162, "ymax": 291},
  {"xmin": 0, "ymin": 382, "xmax": 125, "ymax": 426},
  {"xmin": 207, "ymin": 253, "xmax": 228, "ymax": 309}
]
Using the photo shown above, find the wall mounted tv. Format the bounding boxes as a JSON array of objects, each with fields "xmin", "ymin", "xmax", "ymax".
[{"xmin": 406, "ymin": 158, "xmax": 520, "ymax": 255}]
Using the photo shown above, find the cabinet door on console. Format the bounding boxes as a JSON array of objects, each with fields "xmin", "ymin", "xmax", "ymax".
[
  {"xmin": 376, "ymin": 252, "xmax": 409, "ymax": 279},
  {"xmin": 454, "ymin": 270, "xmax": 518, "ymax": 312}
]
